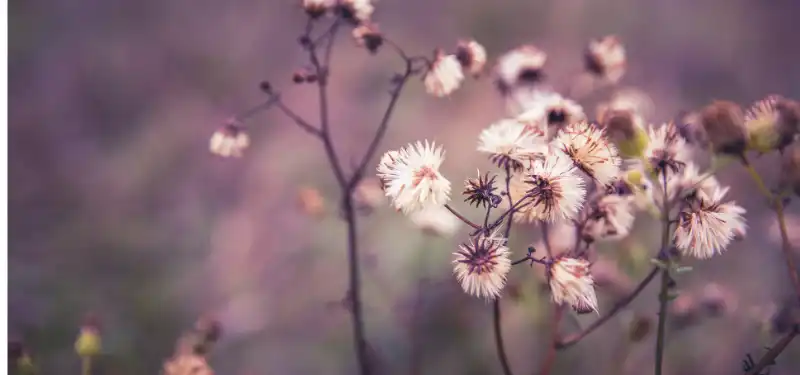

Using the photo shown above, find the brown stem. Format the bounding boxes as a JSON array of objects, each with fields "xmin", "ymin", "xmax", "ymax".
[
  {"xmin": 444, "ymin": 204, "xmax": 481, "ymax": 229},
  {"xmin": 744, "ymin": 326, "xmax": 798, "ymax": 375},
  {"xmin": 492, "ymin": 165, "xmax": 517, "ymax": 375},
  {"xmin": 538, "ymin": 306, "xmax": 564, "ymax": 375}
]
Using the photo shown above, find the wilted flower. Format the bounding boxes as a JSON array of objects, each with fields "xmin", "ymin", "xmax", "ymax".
[
  {"xmin": 352, "ymin": 22, "xmax": 383, "ymax": 54},
  {"xmin": 522, "ymin": 152, "xmax": 586, "ymax": 222},
  {"xmin": 455, "ymin": 39, "xmax": 488, "ymax": 77},
  {"xmin": 409, "ymin": 205, "xmax": 462, "ymax": 237},
  {"xmin": 643, "ymin": 123, "xmax": 690, "ymax": 177},
  {"xmin": 674, "ymin": 186, "xmax": 747, "ymax": 259},
  {"xmin": 477, "ymin": 118, "xmax": 548, "ymax": 171},
  {"xmin": 424, "ymin": 52, "xmax": 465, "ymax": 97},
  {"xmin": 585, "ymin": 35, "xmax": 626, "ymax": 83},
  {"xmin": 745, "ymin": 95, "xmax": 800, "ymax": 153},
  {"xmin": 297, "ymin": 187, "xmax": 326, "ymax": 218},
  {"xmin": 336, "ymin": 0, "xmax": 374, "ymax": 24},
  {"xmin": 453, "ymin": 231, "xmax": 511, "ymax": 299},
  {"xmin": 549, "ymin": 257, "xmax": 599, "ymax": 314},
  {"xmin": 209, "ymin": 122, "xmax": 250, "ymax": 158},
  {"xmin": 378, "ymin": 141, "xmax": 451, "ymax": 214},
  {"xmin": 495, "ymin": 45, "xmax": 547, "ymax": 93},
  {"xmin": 553, "ymin": 121, "xmax": 620, "ymax": 185},
  {"xmin": 163, "ymin": 354, "xmax": 214, "ymax": 375},
  {"xmin": 302, "ymin": 0, "xmax": 334, "ymax": 18},
  {"xmin": 582, "ymin": 194, "xmax": 635, "ymax": 242},
  {"xmin": 516, "ymin": 91, "xmax": 586, "ymax": 137},
  {"xmin": 462, "ymin": 170, "xmax": 500, "ymax": 208},
  {"xmin": 697, "ymin": 100, "xmax": 748, "ymax": 156}
]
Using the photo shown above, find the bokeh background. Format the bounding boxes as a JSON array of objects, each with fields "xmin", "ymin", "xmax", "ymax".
[{"xmin": 8, "ymin": 0, "xmax": 800, "ymax": 374}]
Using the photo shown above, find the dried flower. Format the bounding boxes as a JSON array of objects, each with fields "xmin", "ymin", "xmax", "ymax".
[
  {"xmin": 424, "ymin": 52, "xmax": 465, "ymax": 97},
  {"xmin": 745, "ymin": 95, "xmax": 800, "ymax": 153},
  {"xmin": 584, "ymin": 35, "xmax": 626, "ymax": 83},
  {"xmin": 549, "ymin": 257, "xmax": 599, "ymax": 314},
  {"xmin": 662, "ymin": 162, "xmax": 721, "ymax": 206},
  {"xmin": 698, "ymin": 100, "xmax": 748, "ymax": 156},
  {"xmin": 336, "ymin": 0, "xmax": 374, "ymax": 24},
  {"xmin": 477, "ymin": 118, "xmax": 548, "ymax": 172},
  {"xmin": 495, "ymin": 45, "xmax": 547, "ymax": 93},
  {"xmin": 462, "ymin": 170, "xmax": 500, "ymax": 208},
  {"xmin": 522, "ymin": 152, "xmax": 586, "ymax": 222},
  {"xmin": 453, "ymin": 231, "xmax": 511, "ymax": 300},
  {"xmin": 643, "ymin": 123, "xmax": 690, "ymax": 177},
  {"xmin": 302, "ymin": 0, "xmax": 334, "ymax": 19},
  {"xmin": 209, "ymin": 122, "xmax": 250, "ymax": 158},
  {"xmin": 352, "ymin": 22, "xmax": 383, "ymax": 54},
  {"xmin": 455, "ymin": 39, "xmax": 487, "ymax": 77},
  {"xmin": 409, "ymin": 205, "xmax": 462, "ymax": 237},
  {"xmin": 553, "ymin": 121, "xmax": 620, "ymax": 185},
  {"xmin": 163, "ymin": 354, "xmax": 214, "ymax": 375},
  {"xmin": 516, "ymin": 91, "xmax": 586, "ymax": 137},
  {"xmin": 297, "ymin": 187, "xmax": 326, "ymax": 218},
  {"xmin": 378, "ymin": 141, "xmax": 451, "ymax": 214},
  {"xmin": 582, "ymin": 194, "xmax": 635, "ymax": 242},
  {"xmin": 674, "ymin": 186, "xmax": 747, "ymax": 259}
]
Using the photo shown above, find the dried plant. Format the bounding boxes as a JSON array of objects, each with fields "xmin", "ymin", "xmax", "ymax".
[{"xmin": 203, "ymin": 1, "xmax": 800, "ymax": 375}]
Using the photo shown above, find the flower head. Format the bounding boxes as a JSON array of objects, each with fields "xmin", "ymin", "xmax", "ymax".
[
  {"xmin": 549, "ymin": 257, "xmax": 599, "ymax": 314},
  {"xmin": 697, "ymin": 100, "xmax": 748, "ymax": 156},
  {"xmin": 495, "ymin": 45, "xmax": 547, "ymax": 94},
  {"xmin": 409, "ymin": 205, "xmax": 462, "ymax": 238},
  {"xmin": 643, "ymin": 123, "xmax": 690, "ymax": 177},
  {"xmin": 424, "ymin": 52, "xmax": 465, "ymax": 97},
  {"xmin": 674, "ymin": 186, "xmax": 747, "ymax": 259},
  {"xmin": 462, "ymin": 170, "xmax": 501, "ymax": 208},
  {"xmin": 378, "ymin": 141, "xmax": 451, "ymax": 214},
  {"xmin": 352, "ymin": 22, "xmax": 383, "ymax": 54},
  {"xmin": 336, "ymin": 0, "xmax": 374, "ymax": 24},
  {"xmin": 455, "ymin": 39, "xmax": 488, "ymax": 77},
  {"xmin": 477, "ymin": 118, "xmax": 548, "ymax": 171},
  {"xmin": 516, "ymin": 91, "xmax": 586, "ymax": 138},
  {"xmin": 302, "ymin": 0, "xmax": 334, "ymax": 18},
  {"xmin": 582, "ymin": 194, "xmax": 635, "ymax": 242},
  {"xmin": 521, "ymin": 152, "xmax": 586, "ymax": 222},
  {"xmin": 584, "ymin": 35, "xmax": 626, "ymax": 83},
  {"xmin": 745, "ymin": 95, "xmax": 800, "ymax": 153},
  {"xmin": 662, "ymin": 162, "xmax": 721, "ymax": 206},
  {"xmin": 553, "ymin": 121, "xmax": 620, "ymax": 185},
  {"xmin": 209, "ymin": 122, "xmax": 250, "ymax": 158},
  {"xmin": 453, "ymin": 231, "xmax": 511, "ymax": 300}
]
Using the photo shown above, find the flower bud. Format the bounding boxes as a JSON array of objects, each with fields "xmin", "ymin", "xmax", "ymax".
[
  {"xmin": 745, "ymin": 96, "xmax": 800, "ymax": 153},
  {"xmin": 697, "ymin": 100, "xmax": 748, "ymax": 156},
  {"xmin": 74, "ymin": 327, "xmax": 101, "ymax": 358},
  {"xmin": 352, "ymin": 22, "xmax": 383, "ymax": 54}
]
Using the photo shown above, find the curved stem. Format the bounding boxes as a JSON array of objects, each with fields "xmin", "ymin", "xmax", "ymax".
[
  {"xmin": 444, "ymin": 204, "xmax": 481, "ymax": 229},
  {"xmin": 742, "ymin": 158, "xmax": 800, "ymax": 302},
  {"xmin": 744, "ymin": 326, "xmax": 798, "ymax": 375}
]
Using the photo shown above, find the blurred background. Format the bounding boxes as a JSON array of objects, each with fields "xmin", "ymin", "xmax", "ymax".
[{"xmin": 8, "ymin": 0, "xmax": 800, "ymax": 374}]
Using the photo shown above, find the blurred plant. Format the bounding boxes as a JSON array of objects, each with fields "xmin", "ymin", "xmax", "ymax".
[
  {"xmin": 161, "ymin": 315, "xmax": 222, "ymax": 375},
  {"xmin": 74, "ymin": 314, "xmax": 101, "ymax": 375},
  {"xmin": 9, "ymin": 339, "xmax": 38, "ymax": 375},
  {"xmin": 207, "ymin": 1, "xmax": 800, "ymax": 374}
]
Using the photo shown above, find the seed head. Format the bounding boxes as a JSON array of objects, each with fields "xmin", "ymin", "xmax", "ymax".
[
  {"xmin": 698, "ymin": 100, "xmax": 748, "ymax": 156},
  {"xmin": 424, "ymin": 51, "xmax": 465, "ymax": 98},
  {"xmin": 462, "ymin": 170, "xmax": 500, "ymax": 208},
  {"xmin": 453, "ymin": 231, "xmax": 511, "ymax": 300}
]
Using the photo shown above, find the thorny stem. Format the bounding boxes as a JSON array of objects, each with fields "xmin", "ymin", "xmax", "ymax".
[
  {"xmin": 744, "ymin": 326, "xmax": 799, "ymax": 375},
  {"xmin": 654, "ymin": 171, "xmax": 672, "ymax": 375},
  {"xmin": 555, "ymin": 267, "xmax": 660, "ymax": 349},
  {"xmin": 742, "ymin": 157, "xmax": 800, "ymax": 303},
  {"xmin": 493, "ymin": 165, "xmax": 517, "ymax": 375}
]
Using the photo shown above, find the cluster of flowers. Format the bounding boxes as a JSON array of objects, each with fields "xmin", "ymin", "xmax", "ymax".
[{"xmin": 373, "ymin": 34, "xmax": 800, "ymax": 316}]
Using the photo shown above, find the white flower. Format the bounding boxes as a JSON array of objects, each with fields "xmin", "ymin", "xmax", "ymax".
[
  {"xmin": 643, "ymin": 123, "xmax": 691, "ymax": 177},
  {"xmin": 453, "ymin": 231, "xmax": 511, "ymax": 300},
  {"xmin": 477, "ymin": 118, "xmax": 549, "ymax": 171},
  {"xmin": 495, "ymin": 45, "xmax": 547, "ymax": 93},
  {"xmin": 585, "ymin": 35, "xmax": 626, "ymax": 83},
  {"xmin": 338, "ymin": 0, "xmax": 374, "ymax": 23},
  {"xmin": 516, "ymin": 91, "xmax": 586, "ymax": 139},
  {"xmin": 582, "ymin": 194, "xmax": 635, "ymax": 242},
  {"xmin": 662, "ymin": 162, "xmax": 721, "ymax": 207},
  {"xmin": 424, "ymin": 53, "xmax": 464, "ymax": 97},
  {"xmin": 376, "ymin": 150, "xmax": 401, "ymax": 188},
  {"xmin": 302, "ymin": 0, "xmax": 334, "ymax": 18},
  {"xmin": 553, "ymin": 121, "xmax": 620, "ymax": 185},
  {"xmin": 455, "ymin": 39, "xmax": 488, "ymax": 77},
  {"xmin": 549, "ymin": 257, "xmax": 599, "ymax": 314},
  {"xmin": 209, "ymin": 123, "xmax": 250, "ymax": 158},
  {"xmin": 378, "ymin": 141, "xmax": 451, "ymax": 214},
  {"xmin": 674, "ymin": 186, "xmax": 747, "ymax": 259},
  {"xmin": 521, "ymin": 152, "xmax": 586, "ymax": 222},
  {"xmin": 409, "ymin": 205, "xmax": 462, "ymax": 238}
]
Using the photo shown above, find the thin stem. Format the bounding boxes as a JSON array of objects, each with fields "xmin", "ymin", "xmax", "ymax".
[
  {"xmin": 232, "ymin": 96, "xmax": 281, "ymax": 123},
  {"xmin": 654, "ymin": 171, "xmax": 672, "ymax": 375},
  {"xmin": 273, "ymin": 98, "xmax": 323, "ymax": 137},
  {"xmin": 744, "ymin": 326, "xmax": 799, "ymax": 375},
  {"xmin": 556, "ymin": 267, "xmax": 659, "ymax": 349},
  {"xmin": 81, "ymin": 356, "xmax": 92, "ymax": 375},
  {"xmin": 493, "ymin": 165, "xmax": 517, "ymax": 375},
  {"xmin": 742, "ymin": 157, "xmax": 800, "ymax": 302},
  {"xmin": 444, "ymin": 204, "xmax": 481, "ymax": 229},
  {"xmin": 342, "ymin": 194, "xmax": 371, "ymax": 375},
  {"xmin": 539, "ymin": 305, "xmax": 564, "ymax": 375}
]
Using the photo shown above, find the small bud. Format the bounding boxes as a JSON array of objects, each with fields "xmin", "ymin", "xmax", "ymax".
[
  {"xmin": 74, "ymin": 327, "xmax": 101, "ymax": 358},
  {"xmin": 352, "ymin": 22, "xmax": 383, "ymax": 54},
  {"xmin": 292, "ymin": 70, "xmax": 306, "ymax": 84},
  {"xmin": 258, "ymin": 80, "xmax": 272, "ymax": 93},
  {"xmin": 698, "ymin": 100, "xmax": 748, "ymax": 156},
  {"xmin": 745, "ymin": 96, "xmax": 800, "ymax": 153}
]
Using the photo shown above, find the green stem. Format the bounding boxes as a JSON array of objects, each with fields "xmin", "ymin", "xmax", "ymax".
[{"xmin": 81, "ymin": 356, "xmax": 92, "ymax": 375}]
